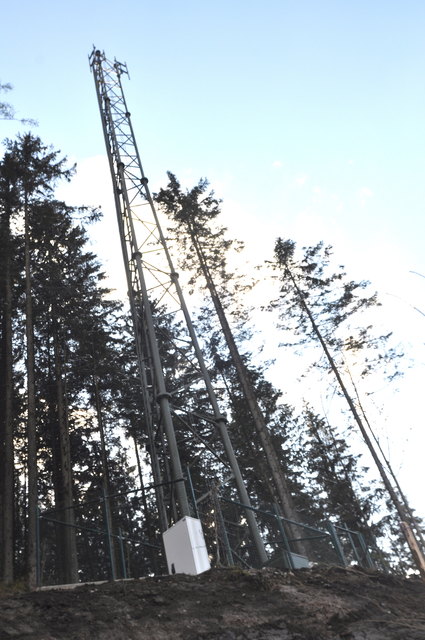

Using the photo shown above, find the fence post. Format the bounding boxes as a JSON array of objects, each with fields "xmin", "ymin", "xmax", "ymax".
[
  {"xmin": 273, "ymin": 504, "xmax": 295, "ymax": 570},
  {"xmin": 102, "ymin": 487, "xmax": 116, "ymax": 580},
  {"xmin": 326, "ymin": 523, "xmax": 346, "ymax": 567},
  {"xmin": 343, "ymin": 524, "xmax": 362, "ymax": 565},
  {"xmin": 356, "ymin": 532, "xmax": 376, "ymax": 569},
  {"xmin": 118, "ymin": 528, "xmax": 127, "ymax": 579},
  {"xmin": 214, "ymin": 493, "xmax": 234, "ymax": 567},
  {"xmin": 36, "ymin": 505, "xmax": 41, "ymax": 587}
]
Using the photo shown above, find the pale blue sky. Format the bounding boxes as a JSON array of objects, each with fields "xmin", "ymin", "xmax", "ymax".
[
  {"xmin": 2, "ymin": 1, "xmax": 425, "ymax": 518},
  {"xmin": 2, "ymin": 1, "xmax": 424, "ymax": 255}
]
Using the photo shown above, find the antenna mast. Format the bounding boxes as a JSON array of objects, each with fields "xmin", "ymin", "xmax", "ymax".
[{"xmin": 89, "ymin": 47, "xmax": 267, "ymax": 564}]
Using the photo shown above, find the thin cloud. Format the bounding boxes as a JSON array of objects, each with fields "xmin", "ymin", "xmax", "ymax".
[
  {"xmin": 359, "ymin": 187, "xmax": 373, "ymax": 207},
  {"xmin": 295, "ymin": 174, "xmax": 308, "ymax": 186}
]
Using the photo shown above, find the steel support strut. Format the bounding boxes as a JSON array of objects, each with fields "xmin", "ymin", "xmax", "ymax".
[{"xmin": 89, "ymin": 47, "xmax": 267, "ymax": 563}]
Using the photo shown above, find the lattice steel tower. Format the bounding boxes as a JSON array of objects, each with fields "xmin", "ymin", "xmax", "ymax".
[{"xmin": 89, "ymin": 48, "xmax": 267, "ymax": 565}]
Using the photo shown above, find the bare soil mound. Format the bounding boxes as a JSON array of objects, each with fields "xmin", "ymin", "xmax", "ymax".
[{"xmin": 1, "ymin": 566, "xmax": 424, "ymax": 639}]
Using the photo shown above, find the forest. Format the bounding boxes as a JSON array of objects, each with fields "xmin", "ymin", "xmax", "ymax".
[{"xmin": 1, "ymin": 85, "xmax": 424, "ymax": 590}]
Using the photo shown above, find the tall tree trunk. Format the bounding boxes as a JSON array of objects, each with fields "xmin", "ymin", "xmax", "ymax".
[
  {"xmin": 0, "ymin": 210, "xmax": 14, "ymax": 584},
  {"xmin": 189, "ymin": 229, "xmax": 305, "ymax": 554},
  {"xmin": 93, "ymin": 375, "xmax": 118, "ymax": 579},
  {"xmin": 53, "ymin": 329, "xmax": 78, "ymax": 583},
  {"xmin": 24, "ymin": 198, "xmax": 38, "ymax": 588},
  {"xmin": 347, "ymin": 367, "xmax": 425, "ymax": 551},
  {"xmin": 46, "ymin": 365, "xmax": 67, "ymax": 584}
]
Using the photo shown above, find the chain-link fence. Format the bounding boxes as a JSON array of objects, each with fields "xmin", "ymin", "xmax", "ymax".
[
  {"xmin": 36, "ymin": 476, "xmax": 380, "ymax": 586},
  {"xmin": 37, "ymin": 485, "xmax": 165, "ymax": 586},
  {"xmin": 188, "ymin": 471, "xmax": 379, "ymax": 572}
]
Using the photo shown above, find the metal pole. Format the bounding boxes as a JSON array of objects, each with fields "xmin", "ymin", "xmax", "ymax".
[
  {"xmin": 35, "ymin": 506, "xmax": 41, "ymax": 587},
  {"xmin": 118, "ymin": 528, "xmax": 128, "ymax": 579},
  {"xmin": 130, "ymin": 248, "xmax": 190, "ymax": 519},
  {"xmin": 169, "ymin": 253, "xmax": 268, "ymax": 564},
  {"xmin": 273, "ymin": 504, "xmax": 294, "ymax": 570},
  {"xmin": 357, "ymin": 532, "xmax": 376, "ymax": 569},
  {"xmin": 326, "ymin": 522, "xmax": 346, "ymax": 567},
  {"xmin": 343, "ymin": 524, "xmax": 362, "ymax": 565}
]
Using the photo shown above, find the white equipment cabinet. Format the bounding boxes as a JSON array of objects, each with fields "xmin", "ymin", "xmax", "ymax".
[{"xmin": 163, "ymin": 516, "xmax": 210, "ymax": 575}]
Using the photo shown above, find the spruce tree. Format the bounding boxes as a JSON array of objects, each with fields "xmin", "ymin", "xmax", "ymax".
[
  {"xmin": 273, "ymin": 238, "xmax": 425, "ymax": 576},
  {"xmin": 6, "ymin": 136, "xmax": 75, "ymax": 585},
  {"xmin": 155, "ymin": 174, "xmax": 304, "ymax": 548},
  {"xmin": 0, "ymin": 134, "xmax": 141, "ymax": 584}
]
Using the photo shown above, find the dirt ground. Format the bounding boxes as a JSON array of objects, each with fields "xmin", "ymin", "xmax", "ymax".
[{"xmin": 1, "ymin": 566, "xmax": 424, "ymax": 639}]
